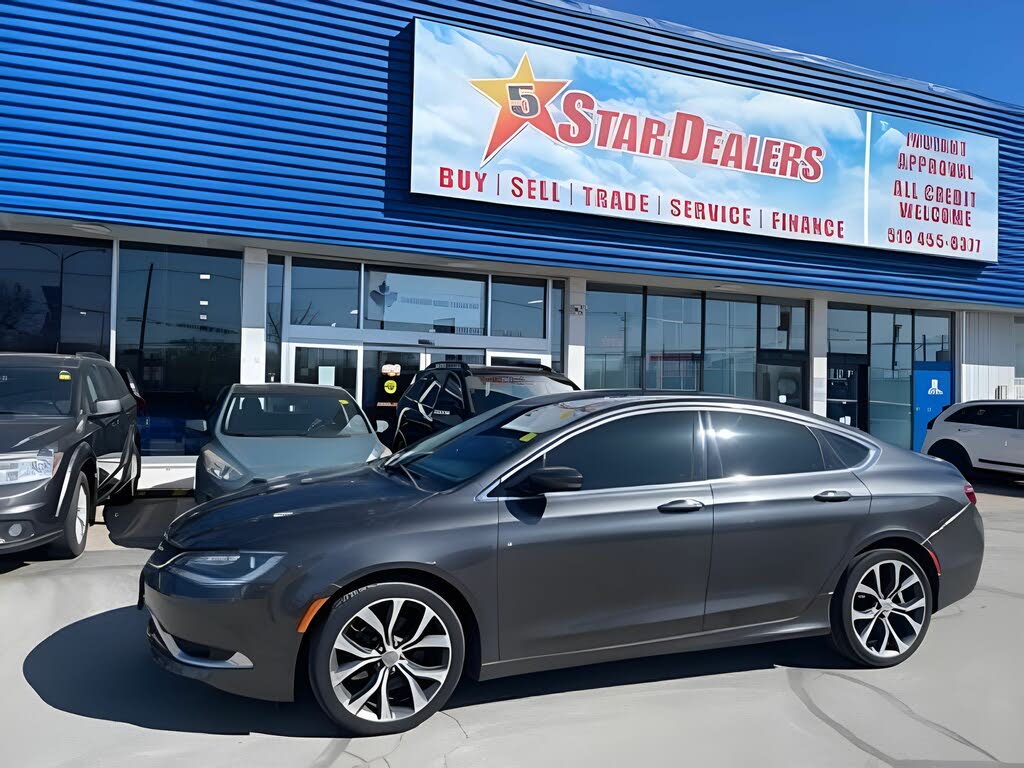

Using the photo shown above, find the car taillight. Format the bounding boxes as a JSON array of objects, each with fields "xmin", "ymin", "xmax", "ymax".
[{"xmin": 964, "ymin": 484, "xmax": 977, "ymax": 505}]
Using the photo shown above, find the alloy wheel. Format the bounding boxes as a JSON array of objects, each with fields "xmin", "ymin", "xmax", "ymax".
[
  {"xmin": 850, "ymin": 559, "xmax": 927, "ymax": 658},
  {"xmin": 74, "ymin": 483, "xmax": 88, "ymax": 543},
  {"xmin": 328, "ymin": 597, "xmax": 452, "ymax": 722}
]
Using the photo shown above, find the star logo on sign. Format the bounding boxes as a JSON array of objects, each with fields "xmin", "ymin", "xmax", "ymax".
[{"xmin": 469, "ymin": 53, "xmax": 569, "ymax": 166}]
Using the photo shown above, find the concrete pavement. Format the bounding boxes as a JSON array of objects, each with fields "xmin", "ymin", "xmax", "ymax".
[{"xmin": 0, "ymin": 484, "xmax": 1021, "ymax": 767}]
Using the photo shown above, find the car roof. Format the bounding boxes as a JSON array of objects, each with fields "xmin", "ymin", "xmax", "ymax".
[
  {"xmin": 498, "ymin": 389, "xmax": 877, "ymax": 440},
  {"xmin": 229, "ymin": 383, "xmax": 355, "ymax": 397},
  {"xmin": 947, "ymin": 399, "xmax": 1024, "ymax": 406}
]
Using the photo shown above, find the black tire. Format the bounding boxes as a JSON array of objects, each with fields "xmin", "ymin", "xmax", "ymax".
[
  {"xmin": 929, "ymin": 441, "xmax": 973, "ymax": 479},
  {"xmin": 309, "ymin": 582, "xmax": 465, "ymax": 736},
  {"xmin": 830, "ymin": 549, "xmax": 932, "ymax": 668},
  {"xmin": 49, "ymin": 471, "xmax": 92, "ymax": 559},
  {"xmin": 108, "ymin": 448, "xmax": 140, "ymax": 506}
]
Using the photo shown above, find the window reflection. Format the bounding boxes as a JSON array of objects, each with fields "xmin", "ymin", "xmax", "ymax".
[
  {"xmin": 0, "ymin": 232, "xmax": 111, "ymax": 356},
  {"xmin": 760, "ymin": 301, "xmax": 806, "ymax": 351},
  {"xmin": 585, "ymin": 285, "xmax": 642, "ymax": 388},
  {"xmin": 363, "ymin": 268, "xmax": 485, "ymax": 335},
  {"xmin": 869, "ymin": 309, "xmax": 913, "ymax": 449},
  {"xmin": 265, "ymin": 256, "xmax": 284, "ymax": 381},
  {"xmin": 703, "ymin": 296, "xmax": 756, "ymax": 397},
  {"xmin": 551, "ymin": 280, "xmax": 565, "ymax": 373},
  {"xmin": 290, "ymin": 257, "xmax": 358, "ymax": 328},
  {"xmin": 491, "ymin": 277, "xmax": 545, "ymax": 338},
  {"xmin": 115, "ymin": 243, "xmax": 241, "ymax": 456},
  {"xmin": 645, "ymin": 292, "xmax": 701, "ymax": 390}
]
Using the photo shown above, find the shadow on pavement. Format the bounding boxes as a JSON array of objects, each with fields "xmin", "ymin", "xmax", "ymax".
[
  {"xmin": 24, "ymin": 606, "xmax": 339, "ymax": 737},
  {"xmin": 25, "ymin": 605, "xmax": 850, "ymax": 736}
]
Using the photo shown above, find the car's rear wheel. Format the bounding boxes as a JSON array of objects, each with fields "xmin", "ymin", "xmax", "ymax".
[
  {"xmin": 928, "ymin": 441, "xmax": 973, "ymax": 478},
  {"xmin": 309, "ymin": 583, "xmax": 465, "ymax": 736},
  {"xmin": 50, "ymin": 472, "xmax": 91, "ymax": 559},
  {"xmin": 830, "ymin": 549, "xmax": 932, "ymax": 667}
]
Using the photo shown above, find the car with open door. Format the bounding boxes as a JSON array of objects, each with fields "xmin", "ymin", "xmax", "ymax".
[
  {"xmin": 392, "ymin": 361, "xmax": 578, "ymax": 450},
  {"xmin": 142, "ymin": 392, "xmax": 982, "ymax": 736},
  {"xmin": 0, "ymin": 352, "xmax": 139, "ymax": 557},
  {"xmin": 189, "ymin": 383, "xmax": 390, "ymax": 503}
]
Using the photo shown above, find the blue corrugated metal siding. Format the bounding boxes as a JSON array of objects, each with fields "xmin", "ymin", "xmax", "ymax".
[{"xmin": 1, "ymin": 0, "xmax": 1023, "ymax": 306}]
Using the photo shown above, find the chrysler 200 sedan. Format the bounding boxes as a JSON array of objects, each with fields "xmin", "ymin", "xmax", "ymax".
[{"xmin": 141, "ymin": 393, "xmax": 984, "ymax": 736}]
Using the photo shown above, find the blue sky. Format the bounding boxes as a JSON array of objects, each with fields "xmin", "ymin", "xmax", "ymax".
[{"xmin": 592, "ymin": 0, "xmax": 1024, "ymax": 107}]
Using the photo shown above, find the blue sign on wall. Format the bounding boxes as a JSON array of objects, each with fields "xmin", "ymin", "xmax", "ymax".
[{"xmin": 913, "ymin": 364, "xmax": 952, "ymax": 451}]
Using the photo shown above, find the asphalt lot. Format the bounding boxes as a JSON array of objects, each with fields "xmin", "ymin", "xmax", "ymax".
[{"xmin": 1, "ymin": 484, "xmax": 1022, "ymax": 768}]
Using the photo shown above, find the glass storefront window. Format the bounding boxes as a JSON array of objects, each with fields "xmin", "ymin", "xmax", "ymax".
[
  {"xmin": 0, "ymin": 232, "xmax": 111, "ymax": 356},
  {"xmin": 828, "ymin": 306, "xmax": 869, "ymax": 355},
  {"xmin": 116, "ymin": 243, "xmax": 241, "ymax": 456},
  {"xmin": 869, "ymin": 309, "xmax": 913, "ymax": 449},
  {"xmin": 265, "ymin": 256, "xmax": 284, "ymax": 381},
  {"xmin": 551, "ymin": 280, "xmax": 565, "ymax": 373},
  {"xmin": 914, "ymin": 313, "xmax": 953, "ymax": 363},
  {"xmin": 363, "ymin": 268, "xmax": 485, "ymax": 335},
  {"xmin": 585, "ymin": 285, "xmax": 642, "ymax": 388},
  {"xmin": 760, "ymin": 300, "xmax": 806, "ymax": 351},
  {"xmin": 294, "ymin": 347, "xmax": 358, "ymax": 391},
  {"xmin": 645, "ymin": 291, "xmax": 702, "ymax": 390},
  {"xmin": 703, "ymin": 296, "xmax": 756, "ymax": 397},
  {"xmin": 290, "ymin": 257, "xmax": 359, "ymax": 328},
  {"xmin": 491, "ymin": 277, "xmax": 545, "ymax": 338},
  {"xmin": 1016, "ymin": 317, "xmax": 1024, "ymax": 378}
]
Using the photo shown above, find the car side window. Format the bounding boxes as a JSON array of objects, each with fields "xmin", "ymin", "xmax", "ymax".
[
  {"xmin": 535, "ymin": 410, "xmax": 699, "ymax": 491},
  {"xmin": 402, "ymin": 374, "xmax": 430, "ymax": 404},
  {"xmin": 708, "ymin": 410, "xmax": 825, "ymax": 478},
  {"xmin": 82, "ymin": 369, "xmax": 101, "ymax": 413},
  {"xmin": 434, "ymin": 374, "xmax": 464, "ymax": 414},
  {"xmin": 816, "ymin": 429, "xmax": 871, "ymax": 469},
  {"xmin": 948, "ymin": 404, "xmax": 1017, "ymax": 429},
  {"xmin": 94, "ymin": 364, "xmax": 128, "ymax": 401}
]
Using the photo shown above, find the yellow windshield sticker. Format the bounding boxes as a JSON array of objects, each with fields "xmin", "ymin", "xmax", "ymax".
[
  {"xmin": 519, "ymin": 432, "xmax": 538, "ymax": 442},
  {"xmin": 58, "ymin": 370, "xmax": 71, "ymax": 381},
  {"xmin": 338, "ymin": 399, "xmax": 350, "ymax": 405}
]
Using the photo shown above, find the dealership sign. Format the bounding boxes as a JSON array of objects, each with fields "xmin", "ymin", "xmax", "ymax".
[{"xmin": 410, "ymin": 20, "xmax": 999, "ymax": 262}]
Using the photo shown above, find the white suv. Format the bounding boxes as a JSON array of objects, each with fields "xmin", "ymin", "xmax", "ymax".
[{"xmin": 921, "ymin": 400, "xmax": 1024, "ymax": 478}]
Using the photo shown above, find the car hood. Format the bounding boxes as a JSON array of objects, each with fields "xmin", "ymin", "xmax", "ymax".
[
  {"xmin": 216, "ymin": 433, "xmax": 384, "ymax": 478},
  {"xmin": 0, "ymin": 416, "xmax": 79, "ymax": 453},
  {"xmin": 165, "ymin": 462, "xmax": 432, "ymax": 549}
]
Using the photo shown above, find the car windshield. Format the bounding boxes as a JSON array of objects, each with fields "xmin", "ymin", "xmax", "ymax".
[
  {"xmin": 222, "ymin": 390, "xmax": 371, "ymax": 437},
  {"xmin": 386, "ymin": 397, "xmax": 623, "ymax": 490},
  {"xmin": 0, "ymin": 367, "xmax": 74, "ymax": 416},
  {"xmin": 466, "ymin": 373, "xmax": 575, "ymax": 413}
]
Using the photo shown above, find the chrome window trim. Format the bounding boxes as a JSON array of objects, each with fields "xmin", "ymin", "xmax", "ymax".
[{"xmin": 474, "ymin": 398, "xmax": 880, "ymax": 501}]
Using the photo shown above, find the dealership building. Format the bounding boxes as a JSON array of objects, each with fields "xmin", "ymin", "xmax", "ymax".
[{"xmin": 1, "ymin": 0, "xmax": 1023, "ymax": 486}]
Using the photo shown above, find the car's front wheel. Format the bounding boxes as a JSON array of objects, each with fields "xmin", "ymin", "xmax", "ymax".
[
  {"xmin": 50, "ymin": 471, "xmax": 92, "ymax": 558},
  {"xmin": 309, "ymin": 582, "xmax": 465, "ymax": 736},
  {"xmin": 830, "ymin": 549, "xmax": 932, "ymax": 667}
]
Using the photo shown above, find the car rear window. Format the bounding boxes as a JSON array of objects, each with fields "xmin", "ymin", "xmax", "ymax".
[
  {"xmin": 466, "ymin": 373, "xmax": 576, "ymax": 413},
  {"xmin": 0, "ymin": 367, "xmax": 74, "ymax": 416}
]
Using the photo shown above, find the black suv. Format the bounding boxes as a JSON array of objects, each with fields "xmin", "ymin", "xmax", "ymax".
[
  {"xmin": 0, "ymin": 353, "xmax": 140, "ymax": 558},
  {"xmin": 392, "ymin": 361, "xmax": 578, "ymax": 449}
]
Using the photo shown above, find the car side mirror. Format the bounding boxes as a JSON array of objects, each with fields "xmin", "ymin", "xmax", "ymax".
[
  {"xmin": 185, "ymin": 419, "xmax": 208, "ymax": 433},
  {"xmin": 91, "ymin": 399, "xmax": 121, "ymax": 417},
  {"xmin": 375, "ymin": 420, "xmax": 389, "ymax": 434},
  {"xmin": 512, "ymin": 466, "xmax": 583, "ymax": 496}
]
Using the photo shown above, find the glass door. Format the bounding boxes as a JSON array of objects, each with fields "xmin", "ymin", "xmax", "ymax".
[
  {"xmin": 756, "ymin": 358, "xmax": 806, "ymax": 409},
  {"xmin": 294, "ymin": 346, "xmax": 359, "ymax": 392},
  {"xmin": 362, "ymin": 347, "xmax": 426, "ymax": 445}
]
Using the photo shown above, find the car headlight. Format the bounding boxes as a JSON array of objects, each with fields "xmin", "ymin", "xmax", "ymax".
[
  {"xmin": 166, "ymin": 551, "xmax": 284, "ymax": 586},
  {"xmin": 0, "ymin": 448, "xmax": 62, "ymax": 485},
  {"xmin": 202, "ymin": 448, "xmax": 243, "ymax": 482}
]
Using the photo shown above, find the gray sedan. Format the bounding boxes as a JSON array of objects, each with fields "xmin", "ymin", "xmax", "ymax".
[{"xmin": 189, "ymin": 383, "xmax": 389, "ymax": 502}]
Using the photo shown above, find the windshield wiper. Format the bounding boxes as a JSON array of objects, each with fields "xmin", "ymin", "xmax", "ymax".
[{"xmin": 382, "ymin": 460, "xmax": 425, "ymax": 491}]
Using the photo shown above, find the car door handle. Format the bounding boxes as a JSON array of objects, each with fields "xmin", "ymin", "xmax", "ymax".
[
  {"xmin": 814, "ymin": 490, "xmax": 852, "ymax": 502},
  {"xmin": 658, "ymin": 499, "xmax": 705, "ymax": 514}
]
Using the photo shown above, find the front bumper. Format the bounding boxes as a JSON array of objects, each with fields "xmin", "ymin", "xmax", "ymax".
[
  {"xmin": 142, "ymin": 560, "xmax": 304, "ymax": 702},
  {"xmin": 0, "ymin": 471, "xmax": 70, "ymax": 554}
]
